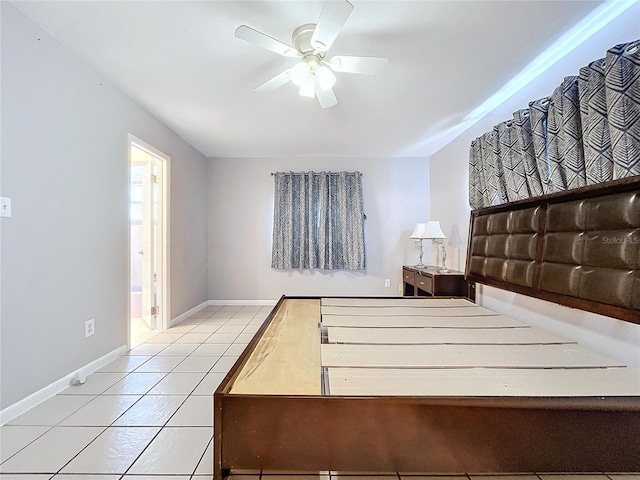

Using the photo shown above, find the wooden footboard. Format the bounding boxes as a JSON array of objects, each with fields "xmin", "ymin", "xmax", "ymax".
[
  {"xmin": 218, "ymin": 395, "xmax": 640, "ymax": 474},
  {"xmin": 214, "ymin": 297, "xmax": 640, "ymax": 478}
]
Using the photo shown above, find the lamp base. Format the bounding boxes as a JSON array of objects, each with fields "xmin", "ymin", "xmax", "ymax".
[
  {"xmin": 437, "ymin": 241, "xmax": 450, "ymax": 274},
  {"xmin": 414, "ymin": 263, "xmax": 427, "ymax": 269}
]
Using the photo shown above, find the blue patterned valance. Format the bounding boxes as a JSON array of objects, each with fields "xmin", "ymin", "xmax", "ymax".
[{"xmin": 470, "ymin": 39, "xmax": 640, "ymax": 209}]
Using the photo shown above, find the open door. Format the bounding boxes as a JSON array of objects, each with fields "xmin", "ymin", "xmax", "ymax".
[
  {"xmin": 140, "ymin": 159, "xmax": 157, "ymax": 330},
  {"xmin": 129, "ymin": 136, "xmax": 169, "ymax": 347}
]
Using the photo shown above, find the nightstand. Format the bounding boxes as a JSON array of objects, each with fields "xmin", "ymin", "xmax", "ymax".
[{"xmin": 402, "ymin": 266, "xmax": 474, "ymax": 299}]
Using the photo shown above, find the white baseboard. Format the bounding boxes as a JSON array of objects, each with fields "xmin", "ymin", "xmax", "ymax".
[
  {"xmin": 208, "ymin": 300, "xmax": 277, "ymax": 306},
  {"xmin": 0, "ymin": 344, "xmax": 127, "ymax": 426},
  {"xmin": 170, "ymin": 300, "xmax": 210, "ymax": 327}
]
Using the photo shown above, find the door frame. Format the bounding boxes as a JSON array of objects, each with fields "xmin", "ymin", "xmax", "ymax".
[{"xmin": 127, "ymin": 133, "xmax": 170, "ymax": 348}]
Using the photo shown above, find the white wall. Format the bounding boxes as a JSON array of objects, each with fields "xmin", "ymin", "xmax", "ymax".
[
  {"xmin": 207, "ymin": 157, "xmax": 429, "ymax": 300},
  {"xmin": 429, "ymin": 6, "xmax": 640, "ymax": 365},
  {"xmin": 0, "ymin": 3, "xmax": 209, "ymax": 409}
]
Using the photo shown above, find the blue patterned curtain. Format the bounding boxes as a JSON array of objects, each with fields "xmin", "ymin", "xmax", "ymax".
[
  {"xmin": 468, "ymin": 139, "xmax": 484, "ymax": 209},
  {"xmin": 579, "ymin": 58, "xmax": 614, "ymax": 184},
  {"xmin": 495, "ymin": 120, "xmax": 529, "ymax": 202},
  {"xmin": 512, "ymin": 108, "xmax": 544, "ymax": 197},
  {"xmin": 271, "ymin": 171, "xmax": 365, "ymax": 270},
  {"xmin": 529, "ymin": 97, "xmax": 553, "ymax": 195},
  {"xmin": 469, "ymin": 38, "xmax": 639, "ymax": 209},
  {"xmin": 547, "ymin": 75, "xmax": 587, "ymax": 191},
  {"xmin": 606, "ymin": 42, "xmax": 640, "ymax": 178}
]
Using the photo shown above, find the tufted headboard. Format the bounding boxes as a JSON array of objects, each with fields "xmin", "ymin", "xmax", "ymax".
[{"xmin": 465, "ymin": 176, "xmax": 640, "ymax": 324}]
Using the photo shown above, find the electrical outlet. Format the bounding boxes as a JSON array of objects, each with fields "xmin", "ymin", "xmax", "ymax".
[
  {"xmin": 384, "ymin": 278, "xmax": 391, "ymax": 288},
  {"xmin": 85, "ymin": 319, "xmax": 95, "ymax": 337},
  {"xmin": 0, "ymin": 197, "xmax": 11, "ymax": 218}
]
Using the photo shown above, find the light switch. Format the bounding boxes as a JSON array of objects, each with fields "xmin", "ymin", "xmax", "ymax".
[{"xmin": 1, "ymin": 197, "xmax": 12, "ymax": 217}]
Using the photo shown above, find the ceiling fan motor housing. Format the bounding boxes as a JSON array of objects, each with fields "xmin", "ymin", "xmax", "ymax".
[
  {"xmin": 291, "ymin": 23, "xmax": 328, "ymax": 85},
  {"xmin": 292, "ymin": 24, "xmax": 324, "ymax": 55}
]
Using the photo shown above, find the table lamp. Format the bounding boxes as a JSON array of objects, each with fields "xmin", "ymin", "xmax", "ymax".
[
  {"xmin": 409, "ymin": 223, "xmax": 428, "ymax": 268},
  {"xmin": 425, "ymin": 220, "xmax": 449, "ymax": 273}
]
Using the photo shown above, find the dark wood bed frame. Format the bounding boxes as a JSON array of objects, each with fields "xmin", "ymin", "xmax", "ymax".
[{"xmin": 214, "ymin": 177, "xmax": 640, "ymax": 478}]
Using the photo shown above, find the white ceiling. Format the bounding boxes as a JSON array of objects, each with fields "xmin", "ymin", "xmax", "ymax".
[{"xmin": 12, "ymin": 0, "xmax": 606, "ymax": 158}]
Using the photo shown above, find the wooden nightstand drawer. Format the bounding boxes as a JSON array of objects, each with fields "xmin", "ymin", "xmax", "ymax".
[
  {"xmin": 402, "ymin": 268, "xmax": 415, "ymax": 286},
  {"xmin": 415, "ymin": 275, "xmax": 433, "ymax": 294}
]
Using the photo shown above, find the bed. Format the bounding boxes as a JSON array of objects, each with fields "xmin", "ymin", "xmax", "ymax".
[{"xmin": 214, "ymin": 177, "xmax": 640, "ymax": 477}]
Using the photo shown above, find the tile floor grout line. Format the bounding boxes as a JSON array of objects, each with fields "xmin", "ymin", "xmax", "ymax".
[
  {"xmin": 48, "ymin": 423, "xmax": 111, "ymax": 477},
  {"xmin": 0, "ymin": 424, "xmax": 55, "ymax": 467},
  {"xmin": 191, "ymin": 435, "xmax": 215, "ymax": 477},
  {"xmin": 117, "ymin": 420, "xmax": 167, "ymax": 477},
  {"xmin": 110, "ymin": 306, "xmax": 251, "ymax": 476}
]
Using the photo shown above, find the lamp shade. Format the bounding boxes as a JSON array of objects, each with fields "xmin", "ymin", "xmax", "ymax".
[
  {"xmin": 410, "ymin": 223, "xmax": 428, "ymax": 239},
  {"xmin": 424, "ymin": 220, "xmax": 446, "ymax": 239},
  {"xmin": 410, "ymin": 221, "xmax": 446, "ymax": 240}
]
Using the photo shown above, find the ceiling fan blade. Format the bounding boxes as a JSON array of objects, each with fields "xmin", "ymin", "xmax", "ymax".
[
  {"xmin": 314, "ymin": 79, "xmax": 338, "ymax": 109},
  {"xmin": 311, "ymin": 0, "xmax": 354, "ymax": 52},
  {"xmin": 330, "ymin": 55, "xmax": 389, "ymax": 75},
  {"xmin": 235, "ymin": 25, "xmax": 297, "ymax": 57},
  {"xmin": 255, "ymin": 70, "xmax": 292, "ymax": 93}
]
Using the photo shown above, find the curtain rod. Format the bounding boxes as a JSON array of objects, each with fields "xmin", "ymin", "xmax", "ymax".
[{"xmin": 270, "ymin": 172, "xmax": 362, "ymax": 176}]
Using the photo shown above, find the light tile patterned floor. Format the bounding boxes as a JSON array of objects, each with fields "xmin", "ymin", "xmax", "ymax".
[
  {"xmin": 1, "ymin": 304, "xmax": 638, "ymax": 479},
  {"xmin": 0, "ymin": 304, "xmax": 268, "ymax": 479}
]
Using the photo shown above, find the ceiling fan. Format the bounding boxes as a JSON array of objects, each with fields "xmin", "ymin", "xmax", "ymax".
[{"xmin": 235, "ymin": 0, "xmax": 388, "ymax": 109}]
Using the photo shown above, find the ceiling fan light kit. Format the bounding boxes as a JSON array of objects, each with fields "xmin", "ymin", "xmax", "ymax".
[
  {"xmin": 299, "ymin": 79, "xmax": 316, "ymax": 98},
  {"xmin": 290, "ymin": 62, "xmax": 310, "ymax": 86},
  {"xmin": 315, "ymin": 66, "xmax": 336, "ymax": 90},
  {"xmin": 234, "ymin": 0, "xmax": 388, "ymax": 108}
]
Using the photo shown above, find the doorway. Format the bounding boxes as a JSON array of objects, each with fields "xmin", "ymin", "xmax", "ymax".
[{"xmin": 128, "ymin": 135, "xmax": 169, "ymax": 348}]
